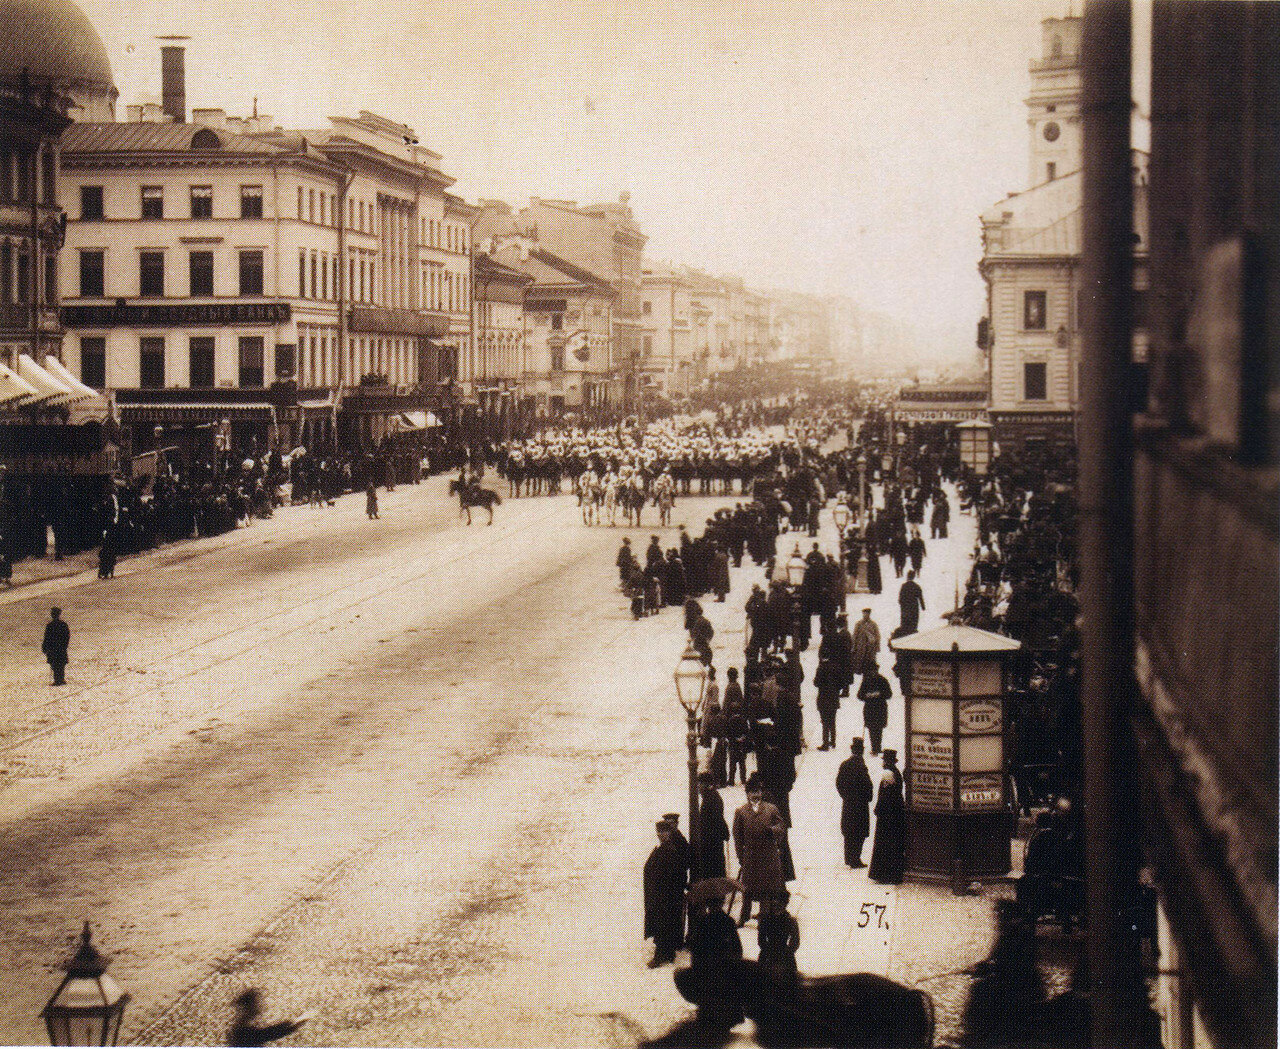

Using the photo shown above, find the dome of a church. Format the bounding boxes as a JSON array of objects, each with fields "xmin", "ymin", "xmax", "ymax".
[{"xmin": 0, "ymin": 0, "xmax": 117, "ymax": 116}]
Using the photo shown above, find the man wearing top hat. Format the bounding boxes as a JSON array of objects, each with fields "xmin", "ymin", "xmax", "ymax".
[
  {"xmin": 835, "ymin": 738, "xmax": 874, "ymax": 868},
  {"xmin": 42, "ymin": 607, "xmax": 70, "ymax": 686}
]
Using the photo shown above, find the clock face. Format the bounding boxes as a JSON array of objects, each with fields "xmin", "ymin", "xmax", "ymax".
[{"xmin": 1043, "ymin": 121, "xmax": 1061, "ymax": 142}]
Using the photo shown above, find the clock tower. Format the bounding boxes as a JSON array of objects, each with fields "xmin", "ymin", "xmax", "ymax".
[{"xmin": 1025, "ymin": 15, "xmax": 1082, "ymax": 186}]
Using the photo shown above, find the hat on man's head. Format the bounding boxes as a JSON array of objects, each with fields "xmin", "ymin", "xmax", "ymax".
[
  {"xmin": 663, "ymin": 812, "xmax": 681, "ymax": 825},
  {"xmin": 851, "ymin": 738, "xmax": 864, "ymax": 751},
  {"xmin": 656, "ymin": 820, "xmax": 671, "ymax": 831},
  {"xmin": 883, "ymin": 749, "xmax": 898, "ymax": 762},
  {"xmin": 744, "ymin": 772, "xmax": 763, "ymax": 791}
]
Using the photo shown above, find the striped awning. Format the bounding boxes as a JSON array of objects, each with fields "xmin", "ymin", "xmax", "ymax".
[
  {"xmin": 119, "ymin": 402, "xmax": 275, "ymax": 424},
  {"xmin": 0, "ymin": 363, "xmax": 38, "ymax": 406}
]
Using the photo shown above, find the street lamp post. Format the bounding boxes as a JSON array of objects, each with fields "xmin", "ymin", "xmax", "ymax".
[
  {"xmin": 674, "ymin": 644, "xmax": 709, "ymax": 876},
  {"xmin": 41, "ymin": 923, "xmax": 130, "ymax": 1046},
  {"xmin": 857, "ymin": 452, "xmax": 868, "ymax": 521}
]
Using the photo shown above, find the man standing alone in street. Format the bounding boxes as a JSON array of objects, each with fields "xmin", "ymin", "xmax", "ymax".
[
  {"xmin": 850, "ymin": 608, "xmax": 881, "ymax": 687},
  {"xmin": 644, "ymin": 818, "xmax": 689, "ymax": 967},
  {"xmin": 42, "ymin": 607, "xmax": 69, "ymax": 686},
  {"xmin": 835, "ymin": 738, "xmax": 873, "ymax": 868},
  {"xmin": 898, "ymin": 569, "xmax": 925, "ymax": 635}
]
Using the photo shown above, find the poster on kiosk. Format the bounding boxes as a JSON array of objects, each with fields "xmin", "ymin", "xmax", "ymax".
[{"xmin": 889, "ymin": 624, "xmax": 1021, "ymax": 885}]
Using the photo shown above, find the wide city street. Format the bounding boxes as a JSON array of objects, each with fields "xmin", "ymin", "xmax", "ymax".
[{"xmin": 0, "ymin": 472, "xmax": 982, "ymax": 1047}]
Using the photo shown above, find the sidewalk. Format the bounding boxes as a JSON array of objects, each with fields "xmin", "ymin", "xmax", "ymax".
[
  {"xmin": 686, "ymin": 486, "xmax": 1010, "ymax": 1045},
  {"xmin": 0, "ymin": 478, "xmax": 444, "ymax": 609}
]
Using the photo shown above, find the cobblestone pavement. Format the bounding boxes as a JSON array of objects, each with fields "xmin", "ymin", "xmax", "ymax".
[{"xmin": 0, "ymin": 474, "xmax": 1006, "ymax": 1046}]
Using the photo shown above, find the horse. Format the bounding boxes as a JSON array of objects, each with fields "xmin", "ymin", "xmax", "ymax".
[
  {"xmin": 619, "ymin": 482, "xmax": 645, "ymax": 527},
  {"xmin": 449, "ymin": 477, "xmax": 502, "ymax": 525}
]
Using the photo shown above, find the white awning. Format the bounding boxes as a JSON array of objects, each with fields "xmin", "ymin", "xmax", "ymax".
[
  {"xmin": 16, "ymin": 354, "xmax": 75, "ymax": 403},
  {"xmin": 43, "ymin": 355, "xmax": 104, "ymax": 402},
  {"xmin": 397, "ymin": 410, "xmax": 442, "ymax": 430},
  {"xmin": 0, "ymin": 363, "xmax": 38, "ymax": 405}
]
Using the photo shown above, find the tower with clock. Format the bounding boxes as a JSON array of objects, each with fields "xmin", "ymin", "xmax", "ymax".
[{"xmin": 1025, "ymin": 15, "xmax": 1082, "ymax": 187}]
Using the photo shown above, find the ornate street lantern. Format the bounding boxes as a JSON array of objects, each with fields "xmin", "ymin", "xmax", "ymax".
[
  {"xmin": 784, "ymin": 545, "xmax": 807, "ymax": 587},
  {"xmin": 673, "ymin": 644, "xmax": 709, "ymax": 716},
  {"xmin": 41, "ymin": 923, "xmax": 130, "ymax": 1046},
  {"xmin": 832, "ymin": 502, "xmax": 849, "ymax": 531}
]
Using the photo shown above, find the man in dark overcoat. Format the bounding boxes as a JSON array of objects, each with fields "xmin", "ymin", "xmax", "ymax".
[
  {"xmin": 898, "ymin": 569, "xmax": 925, "ymax": 634},
  {"xmin": 858, "ymin": 658, "xmax": 893, "ymax": 755},
  {"xmin": 644, "ymin": 819, "xmax": 689, "ymax": 967},
  {"xmin": 42, "ymin": 607, "xmax": 70, "ymax": 686},
  {"xmin": 696, "ymin": 771, "xmax": 730, "ymax": 879},
  {"xmin": 835, "ymin": 738, "xmax": 874, "ymax": 868},
  {"xmin": 732, "ymin": 774, "xmax": 786, "ymax": 927}
]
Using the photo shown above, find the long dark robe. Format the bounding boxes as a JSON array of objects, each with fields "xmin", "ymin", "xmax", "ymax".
[
  {"xmin": 697, "ymin": 787, "xmax": 730, "ymax": 879},
  {"xmin": 868, "ymin": 768, "xmax": 906, "ymax": 884},
  {"xmin": 644, "ymin": 840, "xmax": 689, "ymax": 952}
]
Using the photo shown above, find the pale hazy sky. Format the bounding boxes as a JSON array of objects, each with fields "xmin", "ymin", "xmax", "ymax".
[{"xmin": 77, "ymin": 0, "xmax": 1150, "ymax": 354}]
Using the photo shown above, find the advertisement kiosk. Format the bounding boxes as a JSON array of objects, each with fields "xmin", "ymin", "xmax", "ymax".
[{"xmin": 889, "ymin": 624, "xmax": 1021, "ymax": 886}]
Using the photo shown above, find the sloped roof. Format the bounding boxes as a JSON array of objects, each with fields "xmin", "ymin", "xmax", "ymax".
[
  {"xmin": 890, "ymin": 623, "xmax": 1022, "ymax": 653},
  {"xmin": 62, "ymin": 122, "xmax": 285, "ymax": 155}
]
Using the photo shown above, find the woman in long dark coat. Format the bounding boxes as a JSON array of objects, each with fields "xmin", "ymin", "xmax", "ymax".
[
  {"xmin": 865, "ymin": 535, "xmax": 883, "ymax": 595},
  {"xmin": 868, "ymin": 750, "xmax": 906, "ymax": 884}
]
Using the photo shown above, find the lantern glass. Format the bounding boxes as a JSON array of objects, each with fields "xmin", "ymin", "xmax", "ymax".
[
  {"xmin": 785, "ymin": 554, "xmax": 806, "ymax": 586},
  {"xmin": 832, "ymin": 505, "xmax": 848, "ymax": 529},
  {"xmin": 673, "ymin": 646, "xmax": 708, "ymax": 714}
]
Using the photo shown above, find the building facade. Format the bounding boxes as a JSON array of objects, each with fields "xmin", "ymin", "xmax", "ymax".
[
  {"xmin": 58, "ymin": 93, "xmax": 469, "ymax": 455},
  {"xmin": 978, "ymin": 14, "xmax": 1148, "ymax": 455},
  {"xmin": 470, "ymin": 250, "xmax": 531, "ymax": 438}
]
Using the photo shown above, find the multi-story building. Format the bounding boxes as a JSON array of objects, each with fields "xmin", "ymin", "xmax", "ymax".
[
  {"xmin": 470, "ymin": 250, "xmax": 531, "ymax": 437},
  {"xmin": 639, "ymin": 262, "xmax": 692, "ymax": 398},
  {"xmin": 58, "ymin": 61, "xmax": 468, "ymax": 454},
  {"xmin": 978, "ymin": 14, "xmax": 1148, "ymax": 454},
  {"xmin": 299, "ymin": 111, "xmax": 463, "ymax": 447},
  {"xmin": 508, "ymin": 195, "xmax": 645, "ymax": 412}
]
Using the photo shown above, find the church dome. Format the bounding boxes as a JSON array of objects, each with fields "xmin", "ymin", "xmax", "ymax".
[{"xmin": 0, "ymin": 0, "xmax": 116, "ymax": 100}]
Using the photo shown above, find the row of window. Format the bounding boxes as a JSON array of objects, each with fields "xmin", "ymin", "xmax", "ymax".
[
  {"xmin": 73, "ymin": 246, "xmax": 473, "ymax": 308},
  {"xmin": 1, "ymin": 149, "xmax": 56, "ymax": 207},
  {"xmin": 77, "ymin": 249, "xmax": 263, "ymax": 298},
  {"xmin": 80, "ymin": 184, "xmax": 265, "ymax": 221},
  {"xmin": 78, "ymin": 334, "xmax": 268, "ymax": 390}
]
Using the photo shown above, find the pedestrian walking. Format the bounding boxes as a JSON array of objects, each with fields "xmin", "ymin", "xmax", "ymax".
[
  {"xmin": 41, "ymin": 607, "xmax": 69, "ymax": 686},
  {"xmin": 850, "ymin": 607, "xmax": 881, "ymax": 681},
  {"xmin": 858, "ymin": 659, "xmax": 892, "ymax": 755},
  {"xmin": 732, "ymin": 773, "xmax": 786, "ymax": 927},
  {"xmin": 365, "ymin": 480, "xmax": 379, "ymax": 520},
  {"xmin": 814, "ymin": 654, "xmax": 841, "ymax": 750},
  {"xmin": 908, "ymin": 529, "xmax": 926, "ymax": 575},
  {"xmin": 644, "ymin": 818, "xmax": 689, "ymax": 967},
  {"xmin": 226, "ymin": 989, "xmax": 311, "ymax": 1047},
  {"xmin": 868, "ymin": 750, "xmax": 906, "ymax": 884},
  {"xmin": 835, "ymin": 738, "xmax": 873, "ymax": 868},
  {"xmin": 898, "ymin": 569, "xmax": 925, "ymax": 634}
]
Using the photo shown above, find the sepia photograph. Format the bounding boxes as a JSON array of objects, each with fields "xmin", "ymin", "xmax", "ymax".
[{"xmin": 0, "ymin": 1, "xmax": 1275, "ymax": 1047}]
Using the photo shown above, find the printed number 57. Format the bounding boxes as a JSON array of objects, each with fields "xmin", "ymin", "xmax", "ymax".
[{"xmin": 857, "ymin": 903, "xmax": 888, "ymax": 929}]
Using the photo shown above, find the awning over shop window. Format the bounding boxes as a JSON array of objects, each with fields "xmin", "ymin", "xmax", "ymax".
[
  {"xmin": 395, "ymin": 410, "xmax": 442, "ymax": 431},
  {"xmin": 119, "ymin": 402, "xmax": 275, "ymax": 425},
  {"xmin": 0, "ymin": 363, "xmax": 38, "ymax": 406}
]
